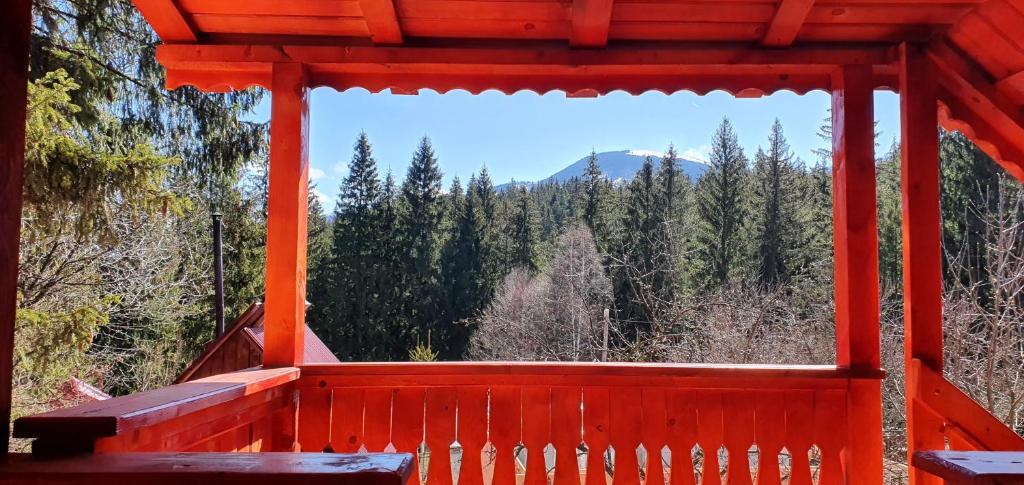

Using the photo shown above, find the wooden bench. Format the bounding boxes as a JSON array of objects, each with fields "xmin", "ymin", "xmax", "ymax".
[
  {"xmin": 913, "ymin": 451, "xmax": 1024, "ymax": 484},
  {"xmin": 0, "ymin": 452, "xmax": 413, "ymax": 485}
]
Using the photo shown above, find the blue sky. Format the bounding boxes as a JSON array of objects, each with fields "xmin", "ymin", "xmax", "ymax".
[{"xmin": 251, "ymin": 89, "xmax": 901, "ymax": 205}]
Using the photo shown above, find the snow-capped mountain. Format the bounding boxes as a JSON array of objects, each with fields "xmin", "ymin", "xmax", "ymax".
[{"xmin": 498, "ymin": 149, "xmax": 709, "ymax": 190}]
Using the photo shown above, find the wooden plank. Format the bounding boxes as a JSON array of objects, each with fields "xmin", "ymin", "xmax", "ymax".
[
  {"xmin": 609, "ymin": 391, "xmax": 642, "ymax": 485},
  {"xmin": 359, "ymin": 0, "xmax": 403, "ymax": 44},
  {"xmin": 899, "ymin": 43, "xmax": 946, "ymax": 485},
  {"xmin": 133, "ymin": 0, "xmax": 197, "ymax": 42},
  {"xmin": 190, "ymin": 14, "xmax": 369, "ymax": 37},
  {"xmin": 814, "ymin": 390, "xmax": 846, "ymax": 485},
  {"xmin": 912, "ymin": 451, "xmax": 1024, "ymax": 483},
  {"xmin": 665, "ymin": 390, "xmax": 696, "ymax": 485},
  {"xmin": 0, "ymin": 452, "xmax": 414, "ymax": 485},
  {"xmin": 0, "ymin": 0, "xmax": 31, "ymax": 456},
  {"xmin": 363, "ymin": 388, "xmax": 393, "ymax": 451},
  {"xmin": 763, "ymin": 0, "xmax": 815, "ymax": 46},
  {"xmin": 489, "ymin": 387, "xmax": 522, "ymax": 485},
  {"xmin": 640, "ymin": 389, "xmax": 666, "ymax": 485},
  {"xmin": 571, "ymin": 0, "xmax": 613, "ymax": 47},
  {"xmin": 456, "ymin": 388, "xmax": 488, "ymax": 485},
  {"xmin": 784, "ymin": 391, "xmax": 814, "ymax": 485},
  {"xmin": 522, "ymin": 387, "xmax": 551, "ymax": 485},
  {"xmin": 753, "ymin": 391, "xmax": 785, "ymax": 485},
  {"xmin": 695, "ymin": 391, "xmax": 723, "ymax": 485},
  {"xmin": 391, "ymin": 388, "xmax": 425, "ymax": 485},
  {"xmin": 263, "ymin": 62, "xmax": 310, "ymax": 367},
  {"xmin": 721, "ymin": 391, "xmax": 753, "ymax": 485},
  {"xmin": 177, "ymin": 0, "xmax": 363, "ymax": 17},
  {"xmin": 550, "ymin": 387, "xmax": 582, "ymax": 485},
  {"xmin": 582, "ymin": 388, "xmax": 610, "ymax": 485},
  {"xmin": 331, "ymin": 387, "xmax": 365, "ymax": 452},
  {"xmin": 14, "ymin": 367, "xmax": 299, "ymax": 444},
  {"xmin": 424, "ymin": 388, "xmax": 457, "ymax": 485}
]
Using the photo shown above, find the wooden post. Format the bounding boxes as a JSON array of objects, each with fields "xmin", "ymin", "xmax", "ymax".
[
  {"xmin": 264, "ymin": 63, "xmax": 310, "ymax": 367},
  {"xmin": 0, "ymin": 0, "xmax": 32, "ymax": 454},
  {"xmin": 831, "ymin": 64, "xmax": 884, "ymax": 485},
  {"xmin": 899, "ymin": 43, "xmax": 945, "ymax": 485}
]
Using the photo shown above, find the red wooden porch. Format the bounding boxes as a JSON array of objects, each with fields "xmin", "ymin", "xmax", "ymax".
[{"xmin": 4, "ymin": 0, "xmax": 1024, "ymax": 483}]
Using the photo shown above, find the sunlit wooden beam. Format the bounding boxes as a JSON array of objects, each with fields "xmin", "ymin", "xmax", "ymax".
[
  {"xmin": 358, "ymin": 0, "xmax": 403, "ymax": 45},
  {"xmin": 132, "ymin": 0, "xmax": 198, "ymax": 43},
  {"xmin": 570, "ymin": 0, "xmax": 614, "ymax": 47},
  {"xmin": 763, "ymin": 0, "xmax": 815, "ymax": 47}
]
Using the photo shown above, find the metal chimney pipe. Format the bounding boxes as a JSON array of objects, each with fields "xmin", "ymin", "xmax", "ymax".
[{"xmin": 212, "ymin": 213, "xmax": 225, "ymax": 337}]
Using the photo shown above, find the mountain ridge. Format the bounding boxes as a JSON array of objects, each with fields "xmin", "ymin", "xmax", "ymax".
[{"xmin": 497, "ymin": 149, "xmax": 709, "ymax": 190}]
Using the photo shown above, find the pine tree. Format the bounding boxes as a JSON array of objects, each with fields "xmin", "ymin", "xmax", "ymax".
[
  {"xmin": 315, "ymin": 132, "xmax": 383, "ymax": 359},
  {"xmin": 694, "ymin": 117, "xmax": 749, "ymax": 288},
  {"xmin": 750, "ymin": 119, "xmax": 802, "ymax": 287},
  {"xmin": 508, "ymin": 187, "xmax": 540, "ymax": 272},
  {"xmin": 399, "ymin": 137, "xmax": 446, "ymax": 354}
]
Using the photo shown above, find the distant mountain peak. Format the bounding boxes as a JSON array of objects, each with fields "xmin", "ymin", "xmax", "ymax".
[{"xmin": 497, "ymin": 149, "xmax": 709, "ymax": 191}]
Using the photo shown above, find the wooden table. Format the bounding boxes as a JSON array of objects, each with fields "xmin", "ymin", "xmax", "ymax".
[
  {"xmin": 0, "ymin": 452, "xmax": 414, "ymax": 485},
  {"xmin": 913, "ymin": 451, "xmax": 1024, "ymax": 484}
]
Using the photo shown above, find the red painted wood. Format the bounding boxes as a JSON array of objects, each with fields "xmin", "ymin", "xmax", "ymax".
[
  {"xmin": 753, "ymin": 391, "xmax": 785, "ymax": 485},
  {"xmin": 331, "ymin": 388, "xmax": 365, "ymax": 452},
  {"xmin": 814, "ymin": 390, "xmax": 847, "ymax": 485},
  {"xmin": 570, "ymin": 0, "xmax": 613, "ymax": 47},
  {"xmin": 522, "ymin": 387, "xmax": 551, "ymax": 485},
  {"xmin": 264, "ymin": 62, "xmax": 310, "ymax": 367},
  {"xmin": 133, "ymin": 0, "xmax": 197, "ymax": 42},
  {"xmin": 610, "ymin": 391, "xmax": 642, "ymax": 485},
  {"xmin": 550, "ymin": 387, "xmax": 582, "ymax": 485},
  {"xmin": 696, "ymin": 391, "xmax": 724, "ymax": 485},
  {"xmin": 424, "ymin": 388, "xmax": 457, "ymax": 485},
  {"xmin": 488, "ymin": 387, "xmax": 522, "ymax": 485},
  {"xmin": 359, "ymin": 0, "xmax": 403, "ymax": 44},
  {"xmin": 0, "ymin": 452, "xmax": 414, "ymax": 485},
  {"xmin": 0, "ymin": 0, "xmax": 30, "ymax": 456},
  {"xmin": 640, "ymin": 389, "xmax": 667, "ymax": 485},
  {"xmin": 783, "ymin": 391, "xmax": 814, "ymax": 485},
  {"xmin": 582, "ymin": 388, "xmax": 610, "ymax": 485},
  {"xmin": 455, "ymin": 388, "xmax": 487, "ymax": 485},
  {"xmin": 665, "ymin": 390, "xmax": 697, "ymax": 485},
  {"xmin": 391, "ymin": 388, "xmax": 426, "ymax": 485},
  {"xmin": 762, "ymin": 0, "xmax": 815, "ymax": 46},
  {"xmin": 721, "ymin": 391, "xmax": 753, "ymax": 485},
  {"xmin": 363, "ymin": 388, "xmax": 393, "ymax": 452}
]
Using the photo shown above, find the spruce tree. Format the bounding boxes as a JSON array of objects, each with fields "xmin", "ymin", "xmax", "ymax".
[
  {"xmin": 750, "ymin": 119, "xmax": 802, "ymax": 287},
  {"xmin": 656, "ymin": 145, "xmax": 690, "ymax": 296},
  {"xmin": 616, "ymin": 156, "xmax": 663, "ymax": 334},
  {"xmin": 582, "ymin": 150, "xmax": 612, "ymax": 250},
  {"xmin": 694, "ymin": 117, "xmax": 749, "ymax": 288},
  {"xmin": 508, "ymin": 186, "xmax": 540, "ymax": 272},
  {"xmin": 376, "ymin": 172, "xmax": 408, "ymax": 358},
  {"xmin": 399, "ymin": 137, "xmax": 446, "ymax": 354}
]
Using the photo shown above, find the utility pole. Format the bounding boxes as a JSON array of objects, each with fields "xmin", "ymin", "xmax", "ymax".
[{"xmin": 212, "ymin": 213, "xmax": 225, "ymax": 337}]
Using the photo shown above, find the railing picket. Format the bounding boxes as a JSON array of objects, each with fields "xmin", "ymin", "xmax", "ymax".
[
  {"xmin": 753, "ymin": 391, "xmax": 785, "ymax": 485},
  {"xmin": 814, "ymin": 390, "xmax": 846, "ymax": 485},
  {"xmin": 331, "ymin": 387, "xmax": 364, "ymax": 453},
  {"xmin": 523, "ymin": 386, "xmax": 552, "ymax": 485},
  {"xmin": 611, "ymin": 390, "xmax": 643, "ymax": 485},
  {"xmin": 783, "ymin": 390, "xmax": 814, "ymax": 485},
  {"xmin": 583, "ymin": 388, "xmax": 611, "ymax": 485},
  {"xmin": 666, "ymin": 390, "xmax": 697, "ymax": 485},
  {"xmin": 642, "ymin": 389, "xmax": 668, "ymax": 485},
  {"xmin": 457, "ymin": 387, "xmax": 489, "ymax": 485},
  {"xmin": 722, "ymin": 391, "xmax": 754, "ymax": 485},
  {"xmin": 297, "ymin": 386, "xmax": 331, "ymax": 452},
  {"xmin": 426, "ymin": 387, "xmax": 458, "ymax": 485},
  {"xmin": 696, "ymin": 391, "xmax": 724, "ymax": 485},
  {"xmin": 552, "ymin": 387, "xmax": 583, "ymax": 485},
  {"xmin": 490, "ymin": 387, "xmax": 523, "ymax": 485},
  {"xmin": 363, "ymin": 388, "xmax": 393, "ymax": 452},
  {"xmin": 393, "ymin": 387, "xmax": 427, "ymax": 485}
]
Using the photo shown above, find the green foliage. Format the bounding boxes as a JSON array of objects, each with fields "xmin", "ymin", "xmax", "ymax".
[
  {"xmin": 749, "ymin": 120, "xmax": 804, "ymax": 287},
  {"xmin": 693, "ymin": 117, "xmax": 749, "ymax": 287}
]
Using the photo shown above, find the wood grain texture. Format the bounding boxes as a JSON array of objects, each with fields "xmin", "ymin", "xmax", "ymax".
[
  {"xmin": 912, "ymin": 451, "xmax": 1024, "ymax": 484},
  {"xmin": 763, "ymin": 0, "xmax": 815, "ymax": 46}
]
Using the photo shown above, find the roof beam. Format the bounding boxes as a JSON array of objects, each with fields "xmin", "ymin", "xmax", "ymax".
[
  {"xmin": 358, "ymin": 0, "xmax": 402, "ymax": 45},
  {"xmin": 571, "ymin": 0, "xmax": 614, "ymax": 47},
  {"xmin": 156, "ymin": 43, "xmax": 898, "ymax": 94},
  {"xmin": 133, "ymin": 0, "xmax": 197, "ymax": 43},
  {"xmin": 763, "ymin": 0, "xmax": 815, "ymax": 47}
]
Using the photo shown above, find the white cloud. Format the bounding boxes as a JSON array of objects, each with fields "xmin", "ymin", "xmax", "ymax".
[
  {"xmin": 312, "ymin": 188, "xmax": 331, "ymax": 207},
  {"xmin": 332, "ymin": 161, "xmax": 349, "ymax": 176},
  {"xmin": 681, "ymin": 145, "xmax": 711, "ymax": 164},
  {"xmin": 309, "ymin": 167, "xmax": 326, "ymax": 180},
  {"xmin": 627, "ymin": 149, "xmax": 665, "ymax": 158}
]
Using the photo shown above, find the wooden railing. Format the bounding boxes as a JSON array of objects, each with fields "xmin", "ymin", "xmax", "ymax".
[
  {"xmin": 13, "ymin": 367, "xmax": 299, "ymax": 454},
  {"xmin": 908, "ymin": 359, "xmax": 1024, "ymax": 452},
  {"xmin": 296, "ymin": 363, "xmax": 883, "ymax": 485}
]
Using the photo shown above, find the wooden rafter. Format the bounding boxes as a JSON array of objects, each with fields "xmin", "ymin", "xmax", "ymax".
[
  {"xmin": 763, "ymin": 0, "xmax": 815, "ymax": 47},
  {"xmin": 133, "ymin": 0, "xmax": 197, "ymax": 43},
  {"xmin": 156, "ymin": 43, "xmax": 899, "ymax": 95},
  {"xmin": 358, "ymin": 0, "xmax": 402, "ymax": 45},
  {"xmin": 570, "ymin": 0, "xmax": 614, "ymax": 47}
]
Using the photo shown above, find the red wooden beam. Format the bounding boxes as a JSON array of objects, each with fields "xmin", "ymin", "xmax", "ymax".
[
  {"xmin": 570, "ymin": 0, "xmax": 614, "ymax": 47},
  {"xmin": 264, "ymin": 63, "xmax": 310, "ymax": 368},
  {"xmin": 0, "ymin": 0, "xmax": 32, "ymax": 456},
  {"xmin": 133, "ymin": 0, "xmax": 198, "ymax": 43},
  {"xmin": 899, "ymin": 43, "xmax": 946, "ymax": 485},
  {"xmin": 831, "ymin": 64, "xmax": 884, "ymax": 485},
  {"xmin": 358, "ymin": 0, "xmax": 403, "ymax": 45},
  {"xmin": 763, "ymin": 0, "xmax": 815, "ymax": 47}
]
